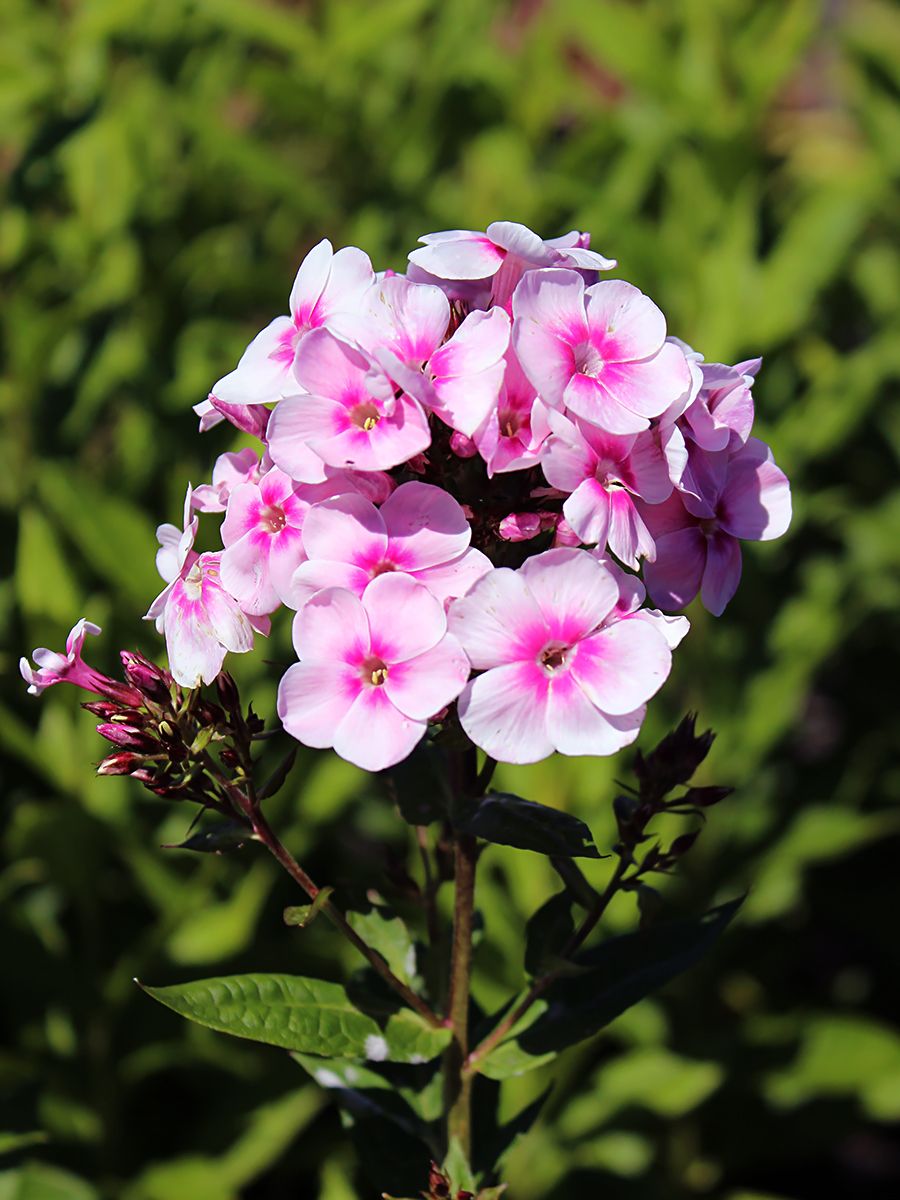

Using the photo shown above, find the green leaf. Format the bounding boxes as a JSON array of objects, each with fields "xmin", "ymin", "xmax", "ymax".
[
  {"xmin": 347, "ymin": 908, "xmax": 417, "ymax": 985},
  {"xmin": 15, "ymin": 508, "xmax": 81, "ymax": 621},
  {"xmin": 0, "ymin": 1133, "xmax": 48, "ymax": 1158},
  {"xmin": 512, "ymin": 898, "xmax": 743, "ymax": 1056},
  {"xmin": 0, "ymin": 1162, "xmax": 99, "ymax": 1200},
  {"xmin": 283, "ymin": 887, "xmax": 335, "ymax": 929},
  {"xmin": 524, "ymin": 892, "xmax": 574, "ymax": 976},
  {"xmin": 443, "ymin": 1136, "xmax": 476, "ymax": 1194},
  {"xmin": 456, "ymin": 793, "xmax": 601, "ymax": 858},
  {"xmin": 139, "ymin": 974, "xmax": 449, "ymax": 1064}
]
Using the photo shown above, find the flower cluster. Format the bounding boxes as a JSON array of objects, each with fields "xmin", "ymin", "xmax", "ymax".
[{"xmin": 23, "ymin": 222, "xmax": 791, "ymax": 771}]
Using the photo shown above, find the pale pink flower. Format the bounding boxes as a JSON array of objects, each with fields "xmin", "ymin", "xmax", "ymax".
[
  {"xmin": 409, "ymin": 222, "xmax": 616, "ymax": 308},
  {"xmin": 208, "ymin": 240, "xmax": 375, "ymax": 412},
  {"xmin": 265, "ymin": 330, "xmax": 431, "ymax": 473},
  {"xmin": 512, "ymin": 269, "xmax": 691, "ymax": 435},
  {"xmin": 289, "ymin": 482, "xmax": 490, "ymax": 610},
  {"xmin": 682, "ymin": 355, "xmax": 758, "ymax": 452},
  {"xmin": 641, "ymin": 438, "xmax": 792, "ymax": 616},
  {"xmin": 449, "ymin": 548, "xmax": 673, "ymax": 764},
  {"xmin": 220, "ymin": 466, "xmax": 353, "ymax": 615},
  {"xmin": 191, "ymin": 449, "xmax": 263, "ymax": 513},
  {"xmin": 541, "ymin": 413, "xmax": 672, "ymax": 567},
  {"xmin": 147, "ymin": 488, "xmax": 264, "ymax": 688},
  {"xmin": 426, "ymin": 308, "xmax": 510, "ymax": 438},
  {"xmin": 20, "ymin": 618, "xmax": 107, "ymax": 696},
  {"xmin": 472, "ymin": 348, "xmax": 551, "ymax": 476},
  {"xmin": 591, "ymin": 553, "xmax": 690, "ymax": 649},
  {"xmin": 277, "ymin": 574, "xmax": 471, "ymax": 772}
]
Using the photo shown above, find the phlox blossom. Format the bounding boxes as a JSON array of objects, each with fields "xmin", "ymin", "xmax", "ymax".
[
  {"xmin": 512, "ymin": 270, "xmax": 691, "ymax": 435},
  {"xmin": 449, "ymin": 548, "xmax": 673, "ymax": 763},
  {"xmin": 641, "ymin": 437, "xmax": 792, "ymax": 616},
  {"xmin": 277, "ymin": 574, "xmax": 471, "ymax": 772},
  {"xmin": 20, "ymin": 618, "xmax": 105, "ymax": 696},
  {"xmin": 472, "ymin": 347, "xmax": 551, "ymax": 476},
  {"xmin": 541, "ymin": 413, "xmax": 672, "ymax": 567},
  {"xmin": 289, "ymin": 481, "xmax": 490, "ymax": 609},
  {"xmin": 146, "ymin": 488, "xmax": 264, "ymax": 688},
  {"xmin": 266, "ymin": 329, "xmax": 431, "ymax": 474},
  {"xmin": 209, "ymin": 239, "xmax": 375, "ymax": 412},
  {"xmin": 191, "ymin": 448, "xmax": 263, "ymax": 513},
  {"xmin": 409, "ymin": 221, "xmax": 616, "ymax": 308},
  {"xmin": 220, "ymin": 466, "xmax": 356, "ymax": 615}
]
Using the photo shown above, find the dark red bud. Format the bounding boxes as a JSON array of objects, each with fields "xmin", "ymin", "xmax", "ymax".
[
  {"xmin": 216, "ymin": 672, "xmax": 240, "ymax": 712},
  {"xmin": 95, "ymin": 677, "xmax": 145, "ymax": 707},
  {"xmin": 82, "ymin": 700, "xmax": 123, "ymax": 719},
  {"xmin": 97, "ymin": 751, "xmax": 145, "ymax": 776},
  {"xmin": 96, "ymin": 723, "xmax": 157, "ymax": 752}
]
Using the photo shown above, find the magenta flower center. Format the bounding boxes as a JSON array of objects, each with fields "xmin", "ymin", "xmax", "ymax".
[
  {"xmin": 573, "ymin": 341, "xmax": 605, "ymax": 378},
  {"xmin": 539, "ymin": 642, "xmax": 571, "ymax": 674},
  {"xmin": 362, "ymin": 656, "xmax": 389, "ymax": 687},
  {"xmin": 259, "ymin": 504, "xmax": 287, "ymax": 533},
  {"xmin": 350, "ymin": 402, "xmax": 381, "ymax": 432}
]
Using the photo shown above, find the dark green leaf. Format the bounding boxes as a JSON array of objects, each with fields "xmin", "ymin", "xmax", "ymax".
[
  {"xmin": 162, "ymin": 820, "xmax": 250, "ymax": 854},
  {"xmin": 524, "ymin": 892, "xmax": 575, "ymax": 976},
  {"xmin": 386, "ymin": 741, "xmax": 451, "ymax": 826},
  {"xmin": 515, "ymin": 898, "xmax": 744, "ymax": 1056},
  {"xmin": 257, "ymin": 747, "xmax": 297, "ymax": 801},
  {"xmin": 457, "ymin": 793, "xmax": 602, "ymax": 858}
]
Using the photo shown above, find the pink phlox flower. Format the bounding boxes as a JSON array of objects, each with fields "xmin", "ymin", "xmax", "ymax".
[
  {"xmin": 220, "ymin": 466, "xmax": 358, "ymax": 615},
  {"xmin": 680, "ymin": 353, "xmax": 757, "ymax": 453},
  {"xmin": 472, "ymin": 347, "xmax": 551, "ymax": 476},
  {"xmin": 207, "ymin": 240, "xmax": 375, "ymax": 412},
  {"xmin": 424, "ymin": 307, "xmax": 510, "ymax": 438},
  {"xmin": 288, "ymin": 481, "xmax": 491, "ymax": 610},
  {"xmin": 497, "ymin": 512, "xmax": 558, "ymax": 543},
  {"xmin": 512, "ymin": 269, "xmax": 691, "ymax": 435},
  {"xmin": 146, "ymin": 487, "xmax": 264, "ymax": 688},
  {"xmin": 641, "ymin": 437, "xmax": 792, "ymax": 616},
  {"xmin": 20, "ymin": 618, "xmax": 107, "ymax": 696},
  {"xmin": 541, "ymin": 412, "xmax": 672, "ymax": 567},
  {"xmin": 591, "ymin": 552, "xmax": 690, "ymax": 649},
  {"xmin": 277, "ymin": 573, "xmax": 471, "ymax": 772},
  {"xmin": 408, "ymin": 221, "xmax": 616, "ymax": 308},
  {"xmin": 193, "ymin": 394, "xmax": 271, "ymax": 438},
  {"xmin": 191, "ymin": 448, "xmax": 263, "ymax": 513},
  {"xmin": 448, "ymin": 547, "xmax": 673, "ymax": 764},
  {"xmin": 266, "ymin": 329, "xmax": 431, "ymax": 474}
]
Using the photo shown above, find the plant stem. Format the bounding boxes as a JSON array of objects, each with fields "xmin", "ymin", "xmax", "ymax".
[
  {"xmin": 443, "ymin": 831, "xmax": 478, "ymax": 1161},
  {"xmin": 206, "ymin": 757, "xmax": 443, "ymax": 1028},
  {"xmin": 465, "ymin": 857, "xmax": 628, "ymax": 1073}
]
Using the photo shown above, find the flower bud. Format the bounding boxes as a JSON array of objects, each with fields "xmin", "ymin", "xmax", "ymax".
[
  {"xmin": 97, "ymin": 751, "xmax": 145, "ymax": 776},
  {"xmin": 449, "ymin": 431, "xmax": 478, "ymax": 458},
  {"xmin": 498, "ymin": 512, "xmax": 542, "ymax": 542},
  {"xmin": 82, "ymin": 700, "xmax": 124, "ymax": 719},
  {"xmin": 216, "ymin": 672, "xmax": 240, "ymax": 714},
  {"xmin": 120, "ymin": 650, "xmax": 173, "ymax": 705},
  {"xmin": 96, "ymin": 722, "xmax": 157, "ymax": 753}
]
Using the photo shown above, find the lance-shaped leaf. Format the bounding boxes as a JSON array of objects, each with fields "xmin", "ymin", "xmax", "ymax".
[
  {"xmin": 387, "ymin": 740, "xmax": 451, "ymax": 826},
  {"xmin": 456, "ymin": 792, "xmax": 602, "ymax": 858},
  {"xmin": 494, "ymin": 898, "xmax": 743, "ymax": 1061},
  {"xmin": 139, "ymin": 974, "xmax": 449, "ymax": 1064},
  {"xmin": 347, "ymin": 908, "xmax": 417, "ymax": 985},
  {"xmin": 524, "ymin": 892, "xmax": 575, "ymax": 976},
  {"xmin": 162, "ymin": 819, "xmax": 250, "ymax": 854}
]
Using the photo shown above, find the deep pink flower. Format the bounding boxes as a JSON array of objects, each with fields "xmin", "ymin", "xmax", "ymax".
[
  {"xmin": 147, "ymin": 488, "xmax": 265, "ymax": 687},
  {"xmin": 641, "ymin": 438, "xmax": 792, "ymax": 616},
  {"xmin": 20, "ymin": 618, "xmax": 107, "ymax": 696},
  {"xmin": 289, "ymin": 482, "xmax": 490, "ymax": 610},
  {"xmin": 449, "ymin": 548, "xmax": 673, "ymax": 763},
  {"xmin": 472, "ymin": 347, "xmax": 551, "ymax": 476},
  {"xmin": 220, "ymin": 466, "xmax": 355, "ymax": 615},
  {"xmin": 277, "ymin": 574, "xmax": 471, "ymax": 771},
  {"xmin": 541, "ymin": 413, "xmax": 672, "ymax": 566},
  {"xmin": 426, "ymin": 308, "xmax": 510, "ymax": 438},
  {"xmin": 408, "ymin": 222, "xmax": 616, "ymax": 307},
  {"xmin": 512, "ymin": 270, "xmax": 691, "ymax": 435},
  {"xmin": 209, "ymin": 240, "xmax": 374, "ymax": 412},
  {"xmin": 266, "ymin": 330, "xmax": 431, "ymax": 474},
  {"xmin": 191, "ymin": 448, "xmax": 263, "ymax": 514}
]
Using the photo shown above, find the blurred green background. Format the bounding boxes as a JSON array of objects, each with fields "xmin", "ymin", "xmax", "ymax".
[{"xmin": 2, "ymin": 0, "xmax": 899, "ymax": 1197}]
